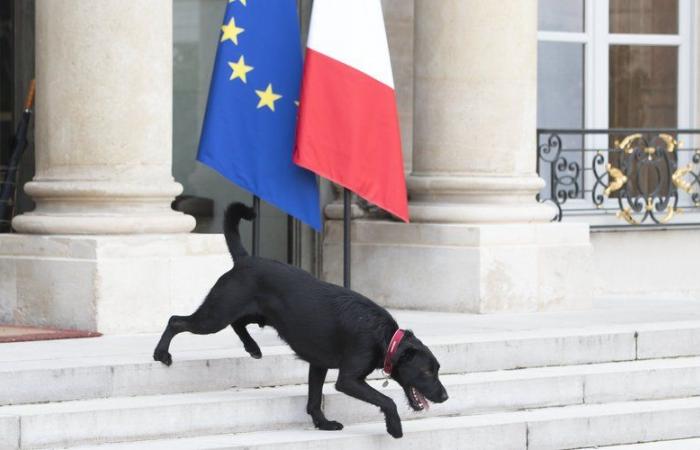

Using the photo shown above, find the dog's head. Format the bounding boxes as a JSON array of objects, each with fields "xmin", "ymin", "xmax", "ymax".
[{"xmin": 389, "ymin": 330, "xmax": 448, "ymax": 411}]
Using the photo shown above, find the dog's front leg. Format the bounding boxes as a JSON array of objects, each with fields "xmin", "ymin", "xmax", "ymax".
[
  {"xmin": 335, "ymin": 374, "xmax": 402, "ymax": 438},
  {"xmin": 307, "ymin": 365, "xmax": 343, "ymax": 431},
  {"xmin": 153, "ymin": 315, "xmax": 186, "ymax": 366}
]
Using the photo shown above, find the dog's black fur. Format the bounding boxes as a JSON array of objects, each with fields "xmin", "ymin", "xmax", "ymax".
[{"xmin": 154, "ymin": 202, "xmax": 448, "ymax": 438}]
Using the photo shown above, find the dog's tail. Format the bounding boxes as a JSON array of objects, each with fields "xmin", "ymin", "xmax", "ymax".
[{"xmin": 224, "ymin": 202, "xmax": 256, "ymax": 263}]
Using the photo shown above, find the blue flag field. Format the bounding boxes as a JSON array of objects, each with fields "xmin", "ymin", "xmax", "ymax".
[{"xmin": 197, "ymin": 0, "xmax": 321, "ymax": 230}]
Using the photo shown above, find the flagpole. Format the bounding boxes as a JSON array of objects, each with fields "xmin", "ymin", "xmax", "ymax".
[
  {"xmin": 252, "ymin": 195, "xmax": 261, "ymax": 257},
  {"xmin": 286, "ymin": 215, "xmax": 294, "ymax": 264},
  {"xmin": 343, "ymin": 188, "xmax": 351, "ymax": 288}
]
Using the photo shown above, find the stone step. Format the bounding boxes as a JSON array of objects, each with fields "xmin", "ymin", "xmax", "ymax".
[
  {"xmin": 582, "ymin": 438, "xmax": 700, "ymax": 448},
  {"xmin": 3, "ymin": 357, "xmax": 700, "ymax": 449},
  {"xmin": 3, "ymin": 316, "xmax": 700, "ymax": 406},
  {"xmin": 38, "ymin": 397, "xmax": 700, "ymax": 450}
]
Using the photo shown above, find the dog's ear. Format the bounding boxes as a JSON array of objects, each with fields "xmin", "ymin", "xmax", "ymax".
[{"xmin": 390, "ymin": 330, "xmax": 418, "ymax": 366}]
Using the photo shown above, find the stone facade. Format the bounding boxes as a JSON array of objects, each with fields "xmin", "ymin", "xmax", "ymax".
[{"xmin": 2, "ymin": 0, "xmax": 594, "ymax": 332}]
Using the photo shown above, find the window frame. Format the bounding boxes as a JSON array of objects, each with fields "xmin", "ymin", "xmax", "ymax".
[{"xmin": 537, "ymin": 0, "xmax": 697, "ymax": 226}]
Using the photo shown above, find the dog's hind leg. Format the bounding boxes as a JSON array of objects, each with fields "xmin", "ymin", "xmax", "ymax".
[
  {"xmin": 153, "ymin": 313, "xmax": 230, "ymax": 366},
  {"xmin": 232, "ymin": 320, "xmax": 262, "ymax": 359},
  {"xmin": 307, "ymin": 365, "xmax": 343, "ymax": 431}
]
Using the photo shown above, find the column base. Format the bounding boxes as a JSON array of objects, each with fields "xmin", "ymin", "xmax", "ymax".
[
  {"xmin": 12, "ymin": 212, "xmax": 196, "ymax": 235},
  {"xmin": 0, "ymin": 234, "xmax": 230, "ymax": 333},
  {"xmin": 409, "ymin": 201, "xmax": 557, "ymax": 224},
  {"xmin": 323, "ymin": 220, "xmax": 592, "ymax": 313},
  {"xmin": 12, "ymin": 179, "xmax": 196, "ymax": 234},
  {"xmin": 406, "ymin": 174, "xmax": 557, "ymax": 223}
]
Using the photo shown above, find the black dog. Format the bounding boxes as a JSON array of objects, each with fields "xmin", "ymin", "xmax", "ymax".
[{"xmin": 154, "ymin": 202, "xmax": 448, "ymax": 438}]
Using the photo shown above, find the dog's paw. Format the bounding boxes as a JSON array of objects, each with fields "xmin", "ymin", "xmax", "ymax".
[
  {"xmin": 386, "ymin": 419, "xmax": 403, "ymax": 439},
  {"xmin": 153, "ymin": 349, "xmax": 172, "ymax": 366},
  {"xmin": 316, "ymin": 420, "xmax": 344, "ymax": 431},
  {"xmin": 245, "ymin": 346, "xmax": 262, "ymax": 359}
]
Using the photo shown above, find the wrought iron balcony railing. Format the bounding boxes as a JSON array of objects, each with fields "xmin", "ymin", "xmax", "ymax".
[{"xmin": 537, "ymin": 129, "xmax": 700, "ymax": 227}]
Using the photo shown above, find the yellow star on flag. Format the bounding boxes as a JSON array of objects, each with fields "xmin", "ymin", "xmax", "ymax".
[
  {"xmin": 228, "ymin": 56, "xmax": 253, "ymax": 83},
  {"xmin": 255, "ymin": 84, "xmax": 282, "ymax": 111},
  {"xmin": 229, "ymin": 0, "xmax": 247, "ymax": 4},
  {"xmin": 221, "ymin": 17, "xmax": 244, "ymax": 45}
]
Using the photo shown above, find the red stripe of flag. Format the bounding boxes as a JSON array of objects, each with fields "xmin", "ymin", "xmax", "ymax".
[{"xmin": 294, "ymin": 49, "xmax": 409, "ymax": 222}]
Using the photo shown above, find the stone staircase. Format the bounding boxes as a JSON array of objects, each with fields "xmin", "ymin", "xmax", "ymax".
[{"xmin": 2, "ymin": 300, "xmax": 700, "ymax": 449}]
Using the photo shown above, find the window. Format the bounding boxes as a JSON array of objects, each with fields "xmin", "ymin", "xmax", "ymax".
[
  {"xmin": 537, "ymin": 1, "xmax": 588, "ymax": 200},
  {"xmin": 538, "ymin": 0, "xmax": 692, "ymax": 130},
  {"xmin": 537, "ymin": 0, "xmax": 694, "ymax": 219},
  {"xmin": 610, "ymin": 0, "xmax": 678, "ymax": 35}
]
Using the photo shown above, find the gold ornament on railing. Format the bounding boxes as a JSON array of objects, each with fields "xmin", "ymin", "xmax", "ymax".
[
  {"xmin": 608, "ymin": 132, "xmax": 690, "ymax": 224},
  {"xmin": 673, "ymin": 163, "xmax": 694, "ymax": 194},
  {"xmin": 604, "ymin": 164, "xmax": 627, "ymax": 197},
  {"xmin": 616, "ymin": 198, "xmax": 678, "ymax": 225}
]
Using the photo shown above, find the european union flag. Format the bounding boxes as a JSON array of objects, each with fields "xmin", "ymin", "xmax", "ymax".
[{"xmin": 197, "ymin": 0, "xmax": 321, "ymax": 230}]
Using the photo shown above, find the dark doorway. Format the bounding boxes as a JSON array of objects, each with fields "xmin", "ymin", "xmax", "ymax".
[{"xmin": 0, "ymin": 0, "xmax": 35, "ymax": 226}]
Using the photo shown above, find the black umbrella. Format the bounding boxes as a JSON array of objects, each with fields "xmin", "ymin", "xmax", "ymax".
[{"xmin": 0, "ymin": 79, "xmax": 35, "ymax": 231}]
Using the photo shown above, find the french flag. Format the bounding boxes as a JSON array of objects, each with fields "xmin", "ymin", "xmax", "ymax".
[{"xmin": 294, "ymin": 0, "xmax": 409, "ymax": 222}]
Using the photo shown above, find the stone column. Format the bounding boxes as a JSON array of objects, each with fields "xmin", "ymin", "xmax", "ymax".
[
  {"xmin": 409, "ymin": 0, "xmax": 553, "ymax": 224},
  {"xmin": 12, "ymin": 0, "xmax": 194, "ymax": 234},
  {"xmin": 323, "ymin": 0, "xmax": 591, "ymax": 313},
  {"xmin": 0, "ymin": 0, "xmax": 229, "ymax": 333}
]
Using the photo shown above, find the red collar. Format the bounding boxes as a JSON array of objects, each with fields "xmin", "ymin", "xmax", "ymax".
[{"xmin": 383, "ymin": 329, "xmax": 405, "ymax": 375}]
